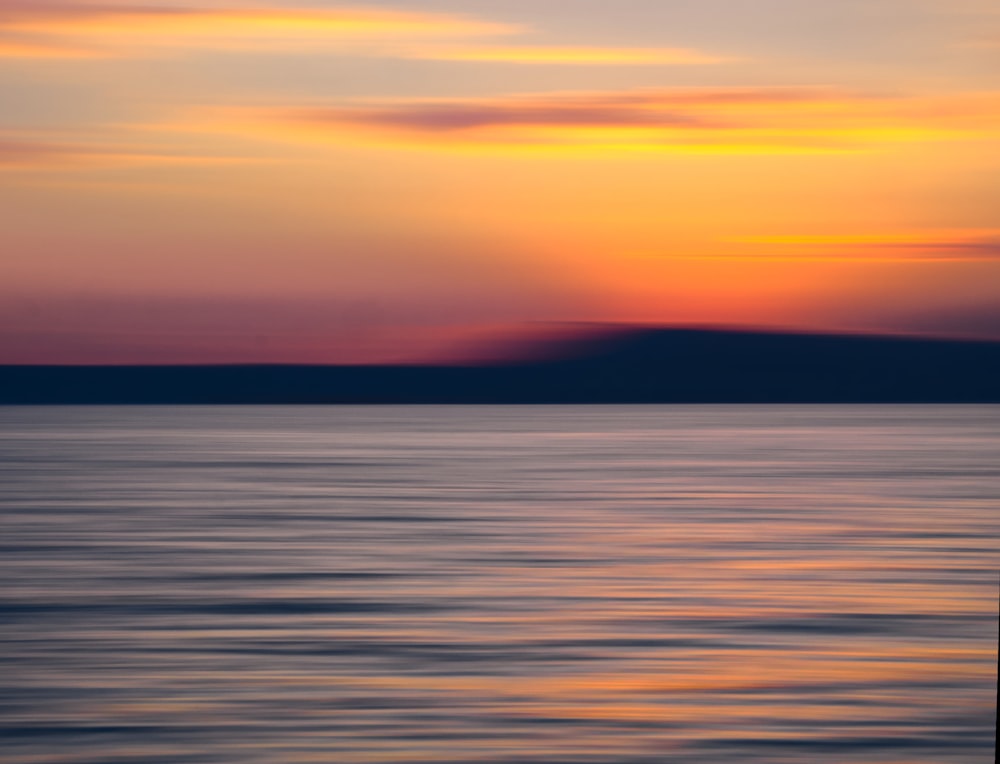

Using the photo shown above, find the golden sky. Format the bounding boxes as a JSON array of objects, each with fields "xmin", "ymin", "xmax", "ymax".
[{"xmin": 1, "ymin": 0, "xmax": 999, "ymax": 362}]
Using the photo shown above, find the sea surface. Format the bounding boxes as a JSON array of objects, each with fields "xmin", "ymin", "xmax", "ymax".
[{"xmin": 0, "ymin": 405, "xmax": 997, "ymax": 764}]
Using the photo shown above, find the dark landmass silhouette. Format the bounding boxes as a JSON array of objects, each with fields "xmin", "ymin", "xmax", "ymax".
[{"xmin": 2, "ymin": 327, "xmax": 999, "ymax": 404}]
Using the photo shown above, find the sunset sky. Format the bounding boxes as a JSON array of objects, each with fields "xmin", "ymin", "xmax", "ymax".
[{"xmin": 2, "ymin": 0, "xmax": 999, "ymax": 363}]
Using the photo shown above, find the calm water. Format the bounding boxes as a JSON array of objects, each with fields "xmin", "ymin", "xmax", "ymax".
[{"xmin": 0, "ymin": 405, "xmax": 997, "ymax": 764}]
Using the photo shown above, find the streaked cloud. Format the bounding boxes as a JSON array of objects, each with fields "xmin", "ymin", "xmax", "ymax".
[
  {"xmin": 0, "ymin": 1, "xmax": 517, "ymax": 58},
  {"xmin": 0, "ymin": 3, "xmax": 729, "ymax": 67},
  {"xmin": 401, "ymin": 44, "xmax": 731, "ymax": 66},
  {"xmin": 0, "ymin": 136, "xmax": 77, "ymax": 165},
  {"xmin": 0, "ymin": 133, "xmax": 247, "ymax": 169},
  {"xmin": 0, "ymin": 36, "xmax": 104, "ymax": 58},
  {"xmin": 231, "ymin": 87, "xmax": 1000, "ymax": 153},
  {"xmin": 736, "ymin": 230, "xmax": 1000, "ymax": 261}
]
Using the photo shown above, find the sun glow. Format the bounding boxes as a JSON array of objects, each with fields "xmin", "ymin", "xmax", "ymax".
[{"xmin": 2, "ymin": 1, "xmax": 999, "ymax": 362}]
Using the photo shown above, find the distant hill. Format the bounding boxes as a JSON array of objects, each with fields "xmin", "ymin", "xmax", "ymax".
[{"xmin": 2, "ymin": 328, "xmax": 999, "ymax": 404}]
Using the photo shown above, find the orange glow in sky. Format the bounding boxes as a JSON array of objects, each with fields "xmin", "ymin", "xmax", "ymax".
[{"xmin": 1, "ymin": 0, "xmax": 999, "ymax": 363}]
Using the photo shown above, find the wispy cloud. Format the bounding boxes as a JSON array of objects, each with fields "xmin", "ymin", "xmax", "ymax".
[
  {"xmin": 0, "ymin": 136, "xmax": 76, "ymax": 165},
  {"xmin": 736, "ymin": 230, "xmax": 1000, "ymax": 261},
  {"xmin": 227, "ymin": 87, "xmax": 1000, "ymax": 153},
  {"xmin": 400, "ymin": 44, "xmax": 731, "ymax": 66},
  {"xmin": 0, "ymin": 132, "xmax": 248, "ymax": 169},
  {"xmin": 0, "ymin": 36, "xmax": 104, "ymax": 58},
  {"xmin": 0, "ymin": 3, "xmax": 730, "ymax": 65},
  {"xmin": 0, "ymin": 1, "xmax": 517, "ymax": 58}
]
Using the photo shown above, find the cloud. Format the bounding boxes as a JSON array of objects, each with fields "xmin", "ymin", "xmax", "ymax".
[
  {"xmin": 737, "ymin": 230, "xmax": 1000, "ymax": 261},
  {"xmin": 0, "ymin": 133, "xmax": 248, "ymax": 169},
  {"xmin": 0, "ymin": 137, "xmax": 77, "ymax": 165},
  {"xmin": 0, "ymin": 3, "xmax": 730, "ymax": 66},
  {"xmin": 885, "ymin": 301, "xmax": 1000, "ymax": 340},
  {"xmin": 400, "ymin": 44, "xmax": 731, "ymax": 66},
  {"xmin": 236, "ymin": 87, "xmax": 1000, "ymax": 153},
  {"xmin": 0, "ymin": 36, "xmax": 104, "ymax": 58},
  {"xmin": 817, "ymin": 290, "xmax": 1000, "ymax": 342},
  {"xmin": 0, "ymin": 1, "xmax": 517, "ymax": 58}
]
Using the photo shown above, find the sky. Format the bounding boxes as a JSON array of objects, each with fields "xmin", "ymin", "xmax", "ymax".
[{"xmin": 1, "ymin": 0, "xmax": 999, "ymax": 363}]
